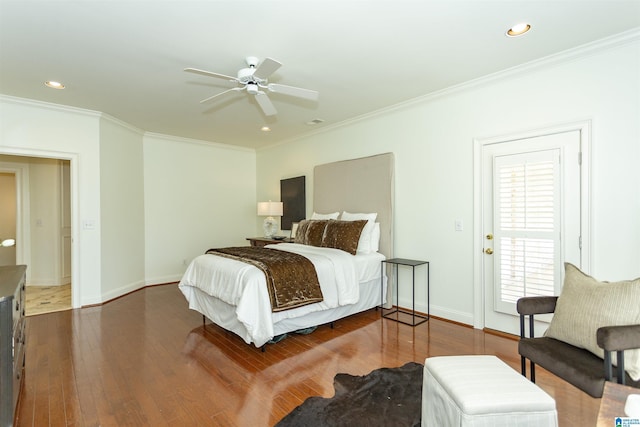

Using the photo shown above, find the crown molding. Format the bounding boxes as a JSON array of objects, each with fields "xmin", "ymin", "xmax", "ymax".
[
  {"xmin": 143, "ymin": 131, "xmax": 255, "ymax": 153},
  {"xmin": 100, "ymin": 113, "xmax": 144, "ymax": 135},
  {"xmin": 0, "ymin": 94, "xmax": 102, "ymax": 118},
  {"xmin": 0, "ymin": 94, "xmax": 251, "ymax": 151},
  {"xmin": 273, "ymin": 27, "xmax": 640, "ymax": 149}
]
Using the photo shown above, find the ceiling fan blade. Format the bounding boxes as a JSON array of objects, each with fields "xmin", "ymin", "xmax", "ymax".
[
  {"xmin": 252, "ymin": 57, "xmax": 282, "ymax": 80},
  {"xmin": 200, "ymin": 87, "xmax": 243, "ymax": 104},
  {"xmin": 267, "ymin": 83, "xmax": 319, "ymax": 101},
  {"xmin": 184, "ymin": 67, "xmax": 238, "ymax": 82},
  {"xmin": 254, "ymin": 92, "xmax": 277, "ymax": 116}
]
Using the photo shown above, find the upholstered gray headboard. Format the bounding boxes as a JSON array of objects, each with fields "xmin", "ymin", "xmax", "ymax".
[{"xmin": 313, "ymin": 153, "xmax": 394, "ymax": 259}]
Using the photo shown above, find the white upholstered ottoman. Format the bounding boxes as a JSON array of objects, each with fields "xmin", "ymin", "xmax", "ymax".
[{"xmin": 422, "ymin": 355, "xmax": 558, "ymax": 427}]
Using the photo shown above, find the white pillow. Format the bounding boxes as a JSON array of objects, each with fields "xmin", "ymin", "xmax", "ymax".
[
  {"xmin": 311, "ymin": 211, "xmax": 339, "ymax": 220},
  {"xmin": 341, "ymin": 211, "xmax": 377, "ymax": 253},
  {"xmin": 370, "ymin": 223, "xmax": 380, "ymax": 252}
]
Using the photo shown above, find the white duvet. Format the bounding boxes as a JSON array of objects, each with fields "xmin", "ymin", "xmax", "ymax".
[{"xmin": 178, "ymin": 243, "xmax": 367, "ymax": 346}]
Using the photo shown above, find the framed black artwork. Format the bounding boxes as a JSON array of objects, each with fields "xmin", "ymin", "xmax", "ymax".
[{"xmin": 280, "ymin": 176, "xmax": 306, "ymax": 230}]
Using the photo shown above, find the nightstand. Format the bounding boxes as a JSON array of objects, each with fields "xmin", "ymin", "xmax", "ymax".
[
  {"xmin": 381, "ymin": 258, "xmax": 429, "ymax": 326},
  {"xmin": 246, "ymin": 237, "xmax": 292, "ymax": 247}
]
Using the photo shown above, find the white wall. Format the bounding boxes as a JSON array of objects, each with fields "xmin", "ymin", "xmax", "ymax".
[
  {"xmin": 0, "ymin": 97, "xmax": 258, "ymax": 305},
  {"xmin": 0, "ymin": 97, "xmax": 102, "ymax": 306},
  {"xmin": 99, "ymin": 116, "xmax": 146, "ymax": 300},
  {"xmin": 143, "ymin": 133, "xmax": 257, "ymax": 284},
  {"xmin": 1, "ymin": 36, "xmax": 637, "ymax": 319},
  {"xmin": 257, "ymin": 37, "xmax": 640, "ymax": 325}
]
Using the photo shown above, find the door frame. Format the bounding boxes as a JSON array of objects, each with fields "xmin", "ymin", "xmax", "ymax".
[
  {"xmin": 472, "ymin": 120, "xmax": 592, "ymax": 329},
  {"xmin": 0, "ymin": 148, "xmax": 80, "ymax": 309}
]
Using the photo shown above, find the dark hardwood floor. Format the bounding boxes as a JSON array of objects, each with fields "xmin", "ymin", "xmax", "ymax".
[{"xmin": 16, "ymin": 283, "xmax": 599, "ymax": 426}]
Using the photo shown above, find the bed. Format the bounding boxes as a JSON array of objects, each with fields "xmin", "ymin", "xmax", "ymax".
[{"xmin": 178, "ymin": 153, "xmax": 395, "ymax": 347}]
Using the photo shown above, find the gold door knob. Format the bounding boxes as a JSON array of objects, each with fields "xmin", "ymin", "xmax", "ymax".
[{"xmin": 485, "ymin": 248, "xmax": 493, "ymax": 255}]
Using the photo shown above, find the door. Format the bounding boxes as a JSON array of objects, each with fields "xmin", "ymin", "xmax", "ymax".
[{"xmin": 482, "ymin": 130, "xmax": 582, "ymax": 335}]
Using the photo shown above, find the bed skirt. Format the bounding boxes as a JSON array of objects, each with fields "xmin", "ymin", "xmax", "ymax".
[{"xmin": 183, "ymin": 276, "xmax": 387, "ymax": 347}]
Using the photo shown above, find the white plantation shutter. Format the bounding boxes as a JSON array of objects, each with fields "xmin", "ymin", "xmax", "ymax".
[{"xmin": 493, "ymin": 149, "xmax": 561, "ymax": 313}]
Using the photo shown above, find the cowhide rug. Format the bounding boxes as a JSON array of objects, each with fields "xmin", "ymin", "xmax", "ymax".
[{"xmin": 275, "ymin": 362, "xmax": 423, "ymax": 427}]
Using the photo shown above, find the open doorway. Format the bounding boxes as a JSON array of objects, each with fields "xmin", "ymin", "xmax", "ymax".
[
  {"xmin": 0, "ymin": 155, "xmax": 72, "ymax": 315},
  {"xmin": 0, "ymin": 172, "xmax": 17, "ymax": 265}
]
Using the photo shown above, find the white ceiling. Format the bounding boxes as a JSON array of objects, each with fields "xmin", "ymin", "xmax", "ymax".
[{"xmin": 1, "ymin": 1, "xmax": 639, "ymax": 149}]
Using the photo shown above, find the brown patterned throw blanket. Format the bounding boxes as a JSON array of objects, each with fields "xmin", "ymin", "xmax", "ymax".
[{"xmin": 205, "ymin": 246, "xmax": 323, "ymax": 312}]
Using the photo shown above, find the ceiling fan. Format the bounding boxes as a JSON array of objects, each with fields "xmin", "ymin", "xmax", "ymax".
[{"xmin": 184, "ymin": 56, "xmax": 319, "ymax": 117}]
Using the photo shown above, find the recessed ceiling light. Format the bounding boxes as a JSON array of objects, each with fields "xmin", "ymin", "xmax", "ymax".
[
  {"xmin": 506, "ymin": 23, "xmax": 531, "ymax": 37},
  {"xmin": 45, "ymin": 81, "xmax": 65, "ymax": 89},
  {"xmin": 261, "ymin": 126, "xmax": 271, "ymax": 132}
]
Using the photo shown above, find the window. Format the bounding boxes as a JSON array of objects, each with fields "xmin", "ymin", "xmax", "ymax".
[{"xmin": 494, "ymin": 150, "xmax": 560, "ymax": 312}]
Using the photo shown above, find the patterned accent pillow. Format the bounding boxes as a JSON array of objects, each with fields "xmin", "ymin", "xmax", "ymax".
[
  {"xmin": 293, "ymin": 220, "xmax": 310, "ymax": 244},
  {"xmin": 305, "ymin": 220, "xmax": 328, "ymax": 247},
  {"xmin": 544, "ymin": 263, "xmax": 640, "ymax": 380},
  {"xmin": 341, "ymin": 211, "xmax": 378, "ymax": 253},
  {"xmin": 321, "ymin": 220, "xmax": 367, "ymax": 255}
]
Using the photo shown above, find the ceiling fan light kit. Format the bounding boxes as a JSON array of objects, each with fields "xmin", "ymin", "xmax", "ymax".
[
  {"xmin": 245, "ymin": 56, "xmax": 260, "ymax": 68},
  {"xmin": 246, "ymin": 83, "xmax": 259, "ymax": 95},
  {"xmin": 185, "ymin": 56, "xmax": 319, "ymax": 117}
]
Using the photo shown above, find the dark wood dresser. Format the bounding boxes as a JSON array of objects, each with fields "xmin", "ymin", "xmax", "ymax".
[{"xmin": 0, "ymin": 265, "xmax": 27, "ymax": 427}]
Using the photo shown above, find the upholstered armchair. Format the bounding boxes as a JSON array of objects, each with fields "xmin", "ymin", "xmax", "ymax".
[
  {"xmin": 516, "ymin": 263, "xmax": 640, "ymax": 398},
  {"xmin": 518, "ymin": 295, "xmax": 640, "ymax": 398}
]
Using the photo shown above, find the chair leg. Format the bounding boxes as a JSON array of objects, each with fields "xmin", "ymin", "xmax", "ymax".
[
  {"xmin": 530, "ymin": 361, "xmax": 536, "ymax": 383},
  {"xmin": 617, "ymin": 350, "xmax": 625, "ymax": 385},
  {"xmin": 604, "ymin": 350, "xmax": 613, "ymax": 381}
]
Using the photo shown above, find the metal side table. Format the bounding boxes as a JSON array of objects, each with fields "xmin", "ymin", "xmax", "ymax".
[{"xmin": 381, "ymin": 258, "xmax": 429, "ymax": 326}]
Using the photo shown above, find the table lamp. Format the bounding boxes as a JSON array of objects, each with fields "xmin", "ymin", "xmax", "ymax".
[{"xmin": 257, "ymin": 201, "xmax": 283, "ymax": 238}]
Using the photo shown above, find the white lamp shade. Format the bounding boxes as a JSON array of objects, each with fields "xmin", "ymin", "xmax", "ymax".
[{"xmin": 257, "ymin": 201, "xmax": 283, "ymax": 216}]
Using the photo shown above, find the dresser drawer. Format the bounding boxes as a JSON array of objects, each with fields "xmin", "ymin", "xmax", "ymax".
[
  {"xmin": 13, "ymin": 315, "xmax": 25, "ymax": 359},
  {"xmin": 12, "ymin": 320, "xmax": 25, "ymax": 411},
  {"xmin": 12, "ymin": 279, "xmax": 24, "ymax": 337}
]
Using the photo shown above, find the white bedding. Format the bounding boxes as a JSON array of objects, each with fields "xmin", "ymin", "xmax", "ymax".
[{"xmin": 178, "ymin": 243, "xmax": 385, "ymax": 347}]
